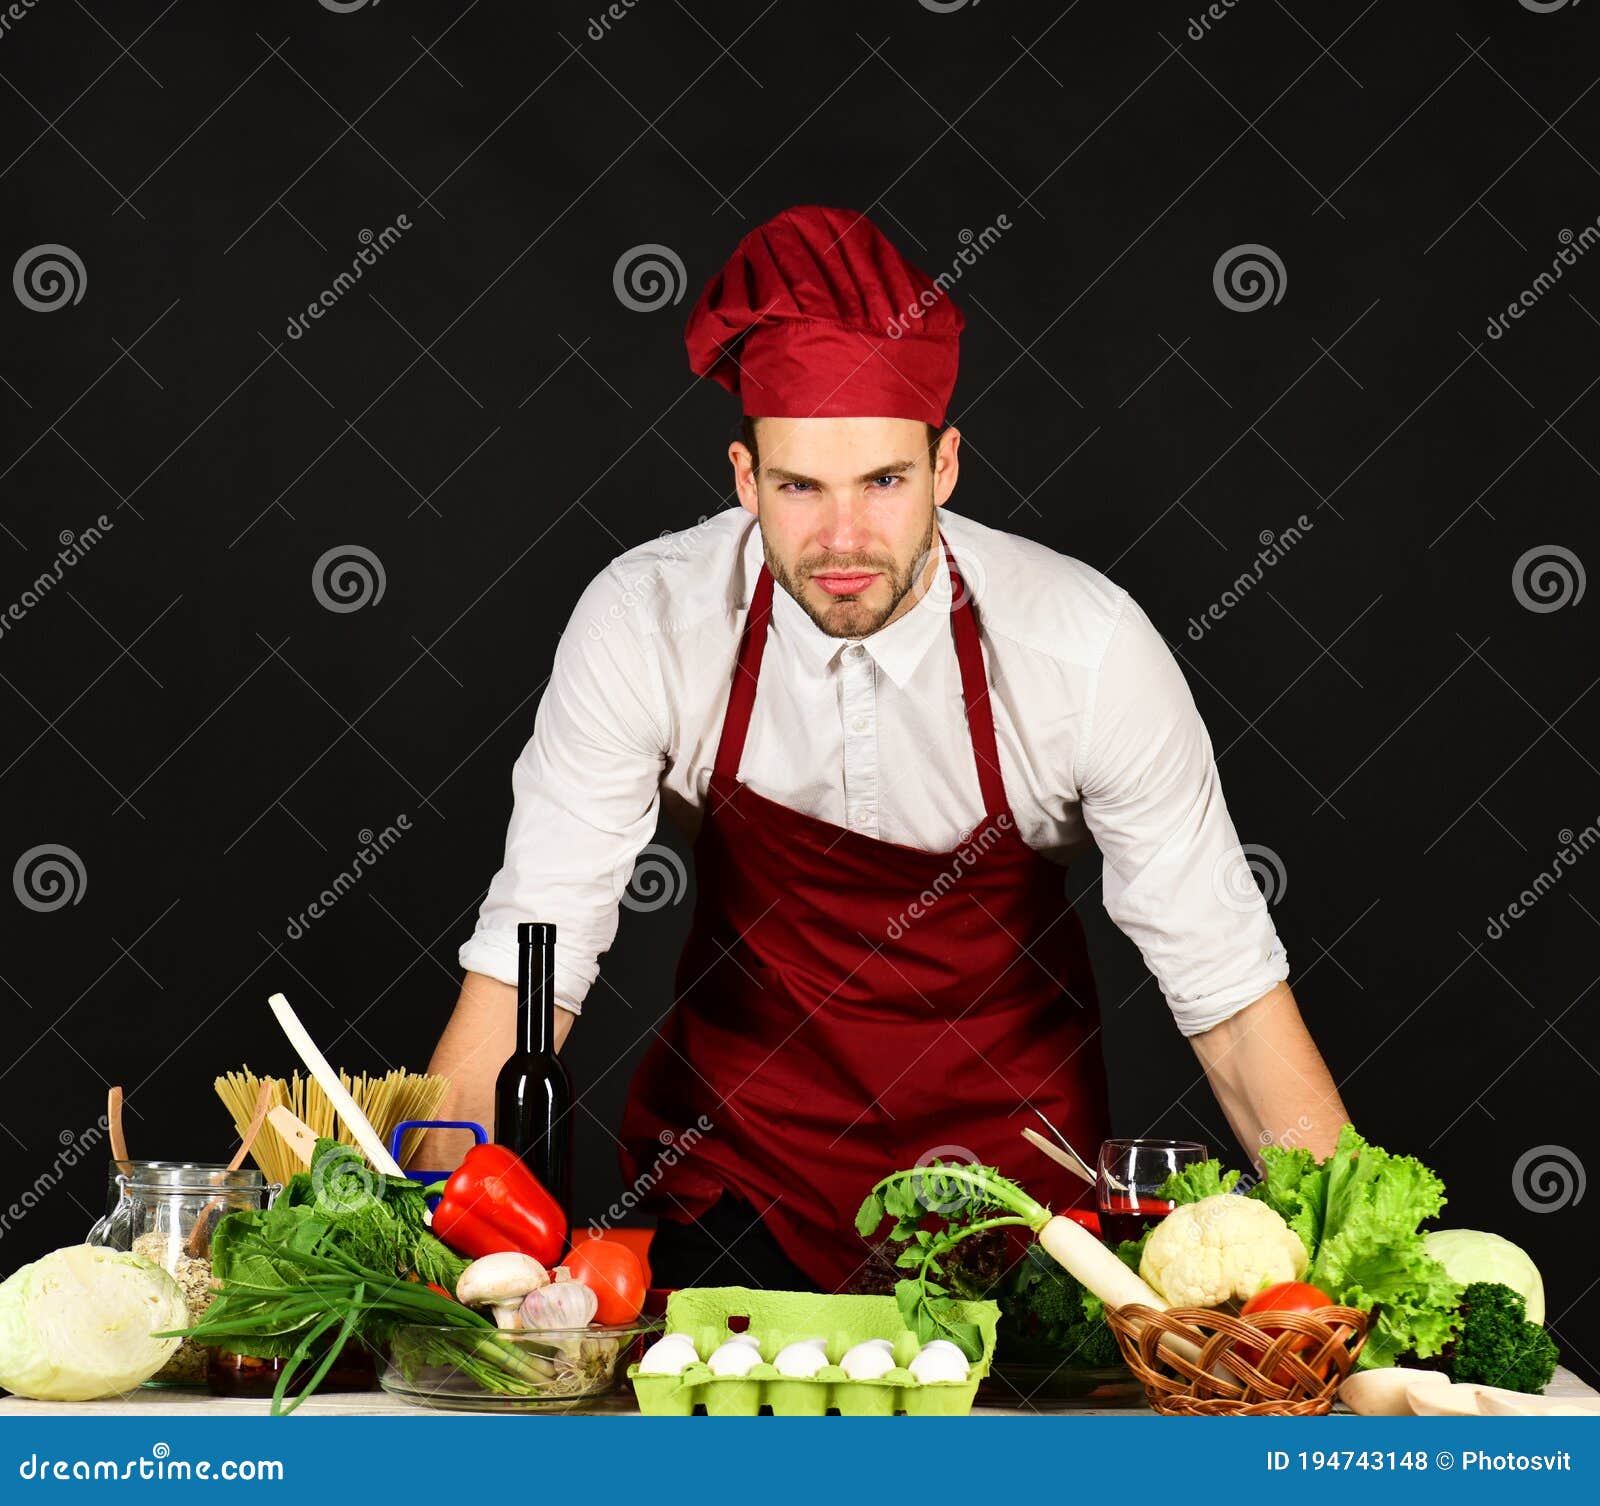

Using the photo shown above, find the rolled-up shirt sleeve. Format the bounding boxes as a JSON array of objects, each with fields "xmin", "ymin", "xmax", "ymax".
[
  {"xmin": 1076, "ymin": 594, "xmax": 1289, "ymax": 1036},
  {"xmin": 458, "ymin": 568, "xmax": 669, "ymax": 1013}
]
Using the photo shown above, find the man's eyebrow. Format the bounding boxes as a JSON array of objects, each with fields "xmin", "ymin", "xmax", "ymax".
[{"xmin": 764, "ymin": 458, "xmax": 921, "ymax": 486}]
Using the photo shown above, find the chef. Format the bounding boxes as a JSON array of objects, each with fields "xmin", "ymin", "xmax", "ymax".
[{"xmin": 425, "ymin": 205, "xmax": 1350, "ymax": 1293}]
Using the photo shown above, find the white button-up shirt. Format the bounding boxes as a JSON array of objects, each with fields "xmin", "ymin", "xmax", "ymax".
[{"xmin": 460, "ymin": 507, "xmax": 1288, "ymax": 1037}]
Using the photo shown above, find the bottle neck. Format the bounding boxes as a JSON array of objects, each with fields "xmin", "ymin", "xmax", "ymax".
[{"xmin": 517, "ymin": 926, "xmax": 557, "ymax": 1056}]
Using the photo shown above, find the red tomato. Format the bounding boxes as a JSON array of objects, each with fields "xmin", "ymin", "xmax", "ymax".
[
  {"xmin": 1238, "ymin": 1281, "xmax": 1336, "ymax": 1388},
  {"xmin": 563, "ymin": 1240, "xmax": 646, "ymax": 1326}
]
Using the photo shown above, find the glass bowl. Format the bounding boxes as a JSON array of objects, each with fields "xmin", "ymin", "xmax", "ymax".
[{"xmin": 379, "ymin": 1320, "xmax": 662, "ymax": 1411}]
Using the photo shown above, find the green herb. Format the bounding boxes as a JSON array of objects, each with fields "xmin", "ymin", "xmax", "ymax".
[
  {"xmin": 857, "ymin": 1162, "xmax": 1051, "ymax": 1362},
  {"xmin": 1441, "ymin": 1282, "xmax": 1558, "ymax": 1394},
  {"xmin": 163, "ymin": 1138, "xmax": 498, "ymax": 1414}
]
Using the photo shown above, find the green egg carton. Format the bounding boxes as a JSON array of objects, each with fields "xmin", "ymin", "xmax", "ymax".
[{"xmin": 627, "ymin": 1285, "xmax": 1000, "ymax": 1417}]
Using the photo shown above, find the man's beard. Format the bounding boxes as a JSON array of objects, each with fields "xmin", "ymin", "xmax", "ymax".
[{"xmin": 763, "ymin": 514, "xmax": 937, "ymax": 639}]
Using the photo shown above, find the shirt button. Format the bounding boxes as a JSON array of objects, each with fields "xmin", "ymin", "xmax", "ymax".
[
  {"xmin": 847, "ymin": 644, "xmax": 866, "ymax": 659},
  {"xmin": 852, "ymin": 717, "xmax": 869, "ymax": 733}
]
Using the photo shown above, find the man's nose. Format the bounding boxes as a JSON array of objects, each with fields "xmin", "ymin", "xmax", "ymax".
[{"xmin": 815, "ymin": 499, "xmax": 871, "ymax": 555}]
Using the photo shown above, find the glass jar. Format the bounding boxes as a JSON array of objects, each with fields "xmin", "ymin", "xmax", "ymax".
[{"xmin": 85, "ymin": 1162, "xmax": 277, "ymax": 1387}]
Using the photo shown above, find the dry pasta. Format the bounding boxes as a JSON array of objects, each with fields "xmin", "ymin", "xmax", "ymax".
[{"xmin": 215, "ymin": 1066, "xmax": 449, "ymax": 1186}]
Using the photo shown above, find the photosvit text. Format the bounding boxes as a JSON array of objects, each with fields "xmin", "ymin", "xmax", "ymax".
[{"xmin": 1266, "ymin": 1450, "xmax": 1572, "ymax": 1472}]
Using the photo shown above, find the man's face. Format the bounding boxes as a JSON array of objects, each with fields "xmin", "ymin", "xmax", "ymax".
[{"xmin": 733, "ymin": 416, "xmax": 959, "ymax": 639}]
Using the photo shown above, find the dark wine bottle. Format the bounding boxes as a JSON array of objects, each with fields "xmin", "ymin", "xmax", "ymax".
[{"xmin": 494, "ymin": 922, "xmax": 573, "ymax": 1230}]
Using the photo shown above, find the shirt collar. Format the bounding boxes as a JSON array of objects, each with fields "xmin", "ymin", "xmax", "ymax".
[{"xmin": 751, "ymin": 523, "xmax": 952, "ymax": 690}]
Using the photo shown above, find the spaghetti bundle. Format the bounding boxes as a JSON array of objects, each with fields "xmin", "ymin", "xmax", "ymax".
[{"xmin": 215, "ymin": 1066, "xmax": 448, "ymax": 1185}]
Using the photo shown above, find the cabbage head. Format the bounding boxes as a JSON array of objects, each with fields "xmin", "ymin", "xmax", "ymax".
[
  {"xmin": 0, "ymin": 1245, "xmax": 187, "ymax": 1400},
  {"xmin": 1422, "ymin": 1229, "xmax": 1544, "ymax": 1325}
]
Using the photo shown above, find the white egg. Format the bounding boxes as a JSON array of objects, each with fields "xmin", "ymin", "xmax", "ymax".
[
  {"xmin": 637, "ymin": 1333, "xmax": 700, "ymax": 1376},
  {"xmin": 707, "ymin": 1338, "xmax": 764, "ymax": 1376},
  {"xmin": 839, "ymin": 1338, "xmax": 896, "ymax": 1380},
  {"xmin": 908, "ymin": 1340, "xmax": 970, "ymax": 1384},
  {"xmin": 772, "ymin": 1338, "xmax": 829, "ymax": 1378}
]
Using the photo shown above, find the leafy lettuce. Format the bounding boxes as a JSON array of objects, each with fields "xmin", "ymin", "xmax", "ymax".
[{"xmin": 1248, "ymin": 1125, "xmax": 1462, "ymax": 1367}]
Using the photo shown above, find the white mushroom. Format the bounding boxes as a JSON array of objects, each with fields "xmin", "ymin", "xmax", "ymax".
[
  {"xmin": 454, "ymin": 1252, "xmax": 550, "ymax": 1330},
  {"xmin": 772, "ymin": 1338, "xmax": 829, "ymax": 1378},
  {"xmin": 637, "ymin": 1332, "xmax": 700, "ymax": 1376},
  {"xmin": 707, "ymin": 1337, "xmax": 764, "ymax": 1375},
  {"xmin": 908, "ymin": 1339, "xmax": 970, "ymax": 1384},
  {"xmin": 839, "ymin": 1338, "xmax": 896, "ymax": 1380}
]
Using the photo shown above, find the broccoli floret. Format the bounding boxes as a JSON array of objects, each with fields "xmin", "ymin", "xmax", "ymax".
[
  {"xmin": 1002, "ymin": 1246, "xmax": 1123, "ymax": 1368},
  {"xmin": 1447, "ymin": 1282, "xmax": 1559, "ymax": 1394}
]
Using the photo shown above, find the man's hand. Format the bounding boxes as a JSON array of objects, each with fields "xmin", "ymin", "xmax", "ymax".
[
  {"xmin": 416, "ymin": 970, "xmax": 576, "ymax": 1169},
  {"xmin": 1188, "ymin": 981, "xmax": 1350, "ymax": 1164}
]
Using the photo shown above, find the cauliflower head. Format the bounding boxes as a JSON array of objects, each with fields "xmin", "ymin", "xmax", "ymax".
[{"xmin": 1139, "ymin": 1193, "xmax": 1308, "ymax": 1308}]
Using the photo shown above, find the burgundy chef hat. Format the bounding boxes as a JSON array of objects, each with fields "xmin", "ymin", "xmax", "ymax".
[{"xmin": 684, "ymin": 204, "xmax": 964, "ymax": 426}]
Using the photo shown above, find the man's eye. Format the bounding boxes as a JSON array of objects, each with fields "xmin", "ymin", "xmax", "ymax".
[
  {"xmin": 869, "ymin": 474, "xmax": 902, "ymax": 490},
  {"xmin": 778, "ymin": 481, "xmax": 816, "ymax": 494}
]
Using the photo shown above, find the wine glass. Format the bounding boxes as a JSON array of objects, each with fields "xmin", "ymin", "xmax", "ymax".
[{"xmin": 1096, "ymin": 1138, "xmax": 1207, "ymax": 1246}]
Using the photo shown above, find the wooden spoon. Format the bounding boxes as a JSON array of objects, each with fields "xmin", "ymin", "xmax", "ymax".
[
  {"xmin": 107, "ymin": 1085, "xmax": 130, "ymax": 1172},
  {"xmin": 1021, "ymin": 1126, "xmax": 1095, "ymax": 1186},
  {"xmin": 185, "ymin": 1080, "xmax": 276, "ymax": 1257}
]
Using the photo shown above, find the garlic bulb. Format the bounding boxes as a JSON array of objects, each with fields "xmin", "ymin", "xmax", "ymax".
[
  {"xmin": 637, "ymin": 1333, "xmax": 700, "ymax": 1376},
  {"xmin": 519, "ymin": 1278, "xmax": 599, "ymax": 1331},
  {"xmin": 771, "ymin": 1338, "xmax": 828, "ymax": 1378},
  {"xmin": 707, "ymin": 1337, "xmax": 764, "ymax": 1376},
  {"xmin": 908, "ymin": 1339, "xmax": 970, "ymax": 1384},
  {"xmin": 839, "ymin": 1338, "xmax": 896, "ymax": 1380}
]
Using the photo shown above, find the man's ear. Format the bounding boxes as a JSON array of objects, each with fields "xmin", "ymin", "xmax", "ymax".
[
  {"xmin": 933, "ymin": 426, "xmax": 961, "ymax": 508},
  {"xmin": 730, "ymin": 441, "xmax": 759, "ymax": 516}
]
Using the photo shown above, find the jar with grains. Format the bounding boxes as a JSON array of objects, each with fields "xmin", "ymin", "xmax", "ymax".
[{"xmin": 86, "ymin": 1162, "xmax": 277, "ymax": 1387}]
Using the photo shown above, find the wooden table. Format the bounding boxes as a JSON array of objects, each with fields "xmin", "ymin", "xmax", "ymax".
[{"xmin": 2, "ymin": 1367, "xmax": 1594, "ymax": 1417}]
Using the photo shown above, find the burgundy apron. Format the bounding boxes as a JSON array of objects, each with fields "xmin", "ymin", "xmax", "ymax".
[{"xmin": 620, "ymin": 542, "xmax": 1110, "ymax": 1292}]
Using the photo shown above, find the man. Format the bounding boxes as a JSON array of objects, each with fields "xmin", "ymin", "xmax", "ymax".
[{"xmin": 425, "ymin": 205, "xmax": 1349, "ymax": 1292}]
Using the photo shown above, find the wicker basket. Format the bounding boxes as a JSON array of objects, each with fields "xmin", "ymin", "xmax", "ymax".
[{"xmin": 1107, "ymin": 1302, "xmax": 1370, "ymax": 1416}]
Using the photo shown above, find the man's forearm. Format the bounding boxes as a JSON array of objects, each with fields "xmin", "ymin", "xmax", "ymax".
[
  {"xmin": 417, "ymin": 970, "xmax": 575, "ymax": 1167},
  {"xmin": 1188, "ymin": 981, "xmax": 1349, "ymax": 1165}
]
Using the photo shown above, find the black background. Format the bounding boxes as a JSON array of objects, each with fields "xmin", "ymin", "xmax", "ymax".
[{"xmin": 2, "ymin": 1, "xmax": 1596, "ymax": 1386}]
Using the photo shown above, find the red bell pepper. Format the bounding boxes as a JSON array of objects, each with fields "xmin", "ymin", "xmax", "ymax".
[{"xmin": 429, "ymin": 1144, "xmax": 567, "ymax": 1267}]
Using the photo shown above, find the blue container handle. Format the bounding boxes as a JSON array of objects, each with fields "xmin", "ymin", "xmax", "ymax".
[{"xmin": 388, "ymin": 1118, "xmax": 488, "ymax": 1164}]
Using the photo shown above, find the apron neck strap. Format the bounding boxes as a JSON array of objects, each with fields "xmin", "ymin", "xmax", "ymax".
[{"xmin": 713, "ymin": 535, "xmax": 1011, "ymax": 819}]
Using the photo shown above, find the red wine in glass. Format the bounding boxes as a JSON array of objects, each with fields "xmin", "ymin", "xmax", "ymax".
[
  {"xmin": 1096, "ymin": 1139, "xmax": 1207, "ymax": 1247},
  {"xmin": 1097, "ymin": 1191, "xmax": 1176, "ymax": 1247}
]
